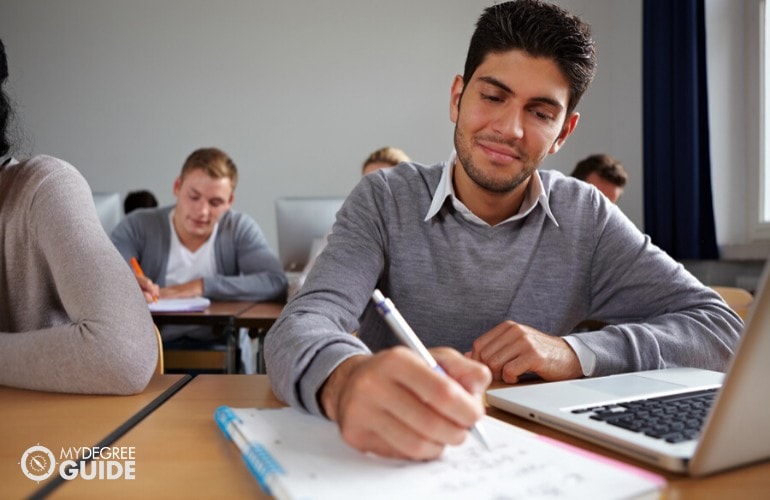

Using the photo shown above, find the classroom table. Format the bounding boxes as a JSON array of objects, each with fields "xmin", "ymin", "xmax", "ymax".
[
  {"xmin": 152, "ymin": 301, "xmax": 258, "ymax": 373},
  {"xmin": 49, "ymin": 375, "xmax": 770, "ymax": 499},
  {"xmin": 1, "ymin": 374, "xmax": 190, "ymax": 499},
  {"xmin": 233, "ymin": 301, "xmax": 285, "ymax": 373}
]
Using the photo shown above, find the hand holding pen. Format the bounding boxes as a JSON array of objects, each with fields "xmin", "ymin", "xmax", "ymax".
[
  {"xmin": 129, "ymin": 257, "xmax": 159, "ymax": 303},
  {"xmin": 371, "ymin": 289, "xmax": 491, "ymax": 451}
]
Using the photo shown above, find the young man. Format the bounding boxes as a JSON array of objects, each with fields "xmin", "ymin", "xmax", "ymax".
[
  {"xmin": 111, "ymin": 147, "xmax": 287, "ymax": 340},
  {"xmin": 265, "ymin": 0, "xmax": 742, "ymax": 461},
  {"xmin": 570, "ymin": 153, "xmax": 628, "ymax": 203}
]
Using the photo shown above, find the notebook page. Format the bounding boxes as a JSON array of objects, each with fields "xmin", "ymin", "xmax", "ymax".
[
  {"xmin": 147, "ymin": 297, "xmax": 211, "ymax": 312},
  {"xmin": 228, "ymin": 407, "xmax": 664, "ymax": 500}
]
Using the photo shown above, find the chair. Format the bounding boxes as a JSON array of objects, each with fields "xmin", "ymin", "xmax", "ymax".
[
  {"xmin": 710, "ymin": 286, "xmax": 754, "ymax": 320},
  {"xmin": 154, "ymin": 325, "xmax": 164, "ymax": 375}
]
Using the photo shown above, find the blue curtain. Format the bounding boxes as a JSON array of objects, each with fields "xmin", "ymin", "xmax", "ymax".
[{"xmin": 643, "ymin": 0, "xmax": 718, "ymax": 259}]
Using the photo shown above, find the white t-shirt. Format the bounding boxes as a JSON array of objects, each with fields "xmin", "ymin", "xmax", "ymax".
[{"xmin": 165, "ymin": 210, "xmax": 218, "ymax": 286}]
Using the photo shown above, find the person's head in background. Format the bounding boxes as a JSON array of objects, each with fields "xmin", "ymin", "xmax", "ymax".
[
  {"xmin": 124, "ymin": 189, "xmax": 159, "ymax": 214},
  {"xmin": 570, "ymin": 153, "xmax": 628, "ymax": 203},
  {"xmin": 361, "ymin": 146, "xmax": 410, "ymax": 176},
  {"xmin": 173, "ymin": 147, "xmax": 238, "ymax": 249}
]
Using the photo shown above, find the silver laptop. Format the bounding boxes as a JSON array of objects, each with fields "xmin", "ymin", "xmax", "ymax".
[
  {"xmin": 275, "ymin": 197, "xmax": 345, "ymax": 272},
  {"xmin": 487, "ymin": 263, "xmax": 770, "ymax": 475}
]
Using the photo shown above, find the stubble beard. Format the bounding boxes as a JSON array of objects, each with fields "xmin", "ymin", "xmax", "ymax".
[{"xmin": 454, "ymin": 125, "xmax": 538, "ymax": 194}]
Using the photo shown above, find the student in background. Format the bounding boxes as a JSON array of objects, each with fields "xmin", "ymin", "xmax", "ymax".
[
  {"xmin": 0, "ymin": 38, "xmax": 157, "ymax": 394},
  {"xmin": 111, "ymin": 147, "xmax": 286, "ymax": 343},
  {"xmin": 288, "ymin": 146, "xmax": 412, "ymax": 299},
  {"xmin": 362, "ymin": 146, "xmax": 411, "ymax": 176},
  {"xmin": 124, "ymin": 189, "xmax": 159, "ymax": 214},
  {"xmin": 570, "ymin": 153, "xmax": 628, "ymax": 203},
  {"xmin": 265, "ymin": 0, "xmax": 741, "ymax": 461}
]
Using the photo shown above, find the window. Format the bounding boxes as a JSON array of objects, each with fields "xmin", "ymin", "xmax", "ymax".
[
  {"xmin": 763, "ymin": 0, "xmax": 770, "ymax": 226},
  {"xmin": 752, "ymin": 0, "xmax": 770, "ymax": 240}
]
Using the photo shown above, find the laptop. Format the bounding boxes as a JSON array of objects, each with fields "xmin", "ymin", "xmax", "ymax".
[
  {"xmin": 487, "ymin": 263, "xmax": 770, "ymax": 475},
  {"xmin": 274, "ymin": 197, "xmax": 345, "ymax": 272}
]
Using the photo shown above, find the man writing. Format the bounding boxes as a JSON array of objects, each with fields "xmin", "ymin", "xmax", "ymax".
[
  {"xmin": 112, "ymin": 147, "xmax": 286, "ymax": 344},
  {"xmin": 265, "ymin": 0, "xmax": 741, "ymax": 461}
]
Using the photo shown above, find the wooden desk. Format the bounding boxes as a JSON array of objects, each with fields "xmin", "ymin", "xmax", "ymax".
[
  {"xmin": 51, "ymin": 375, "xmax": 280, "ymax": 499},
  {"xmin": 51, "ymin": 375, "xmax": 770, "ymax": 499},
  {"xmin": 152, "ymin": 301, "xmax": 257, "ymax": 373},
  {"xmin": 234, "ymin": 301, "xmax": 285, "ymax": 374},
  {"xmin": 1, "ymin": 374, "xmax": 189, "ymax": 499}
]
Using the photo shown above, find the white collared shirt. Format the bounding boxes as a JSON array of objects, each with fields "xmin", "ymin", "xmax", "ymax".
[{"xmin": 424, "ymin": 150, "xmax": 559, "ymax": 228}]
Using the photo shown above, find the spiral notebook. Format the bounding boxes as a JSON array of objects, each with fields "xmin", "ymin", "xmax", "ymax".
[{"xmin": 214, "ymin": 406, "xmax": 664, "ymax": 500}]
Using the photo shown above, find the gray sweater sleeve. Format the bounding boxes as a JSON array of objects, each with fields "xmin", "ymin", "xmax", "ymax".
[
  {"xmin": 204, "ymin": 211, "xmax": 287, "ymax": 301},
  {"xmin": 0, "ymin": 157, "xmax": 158, "ymax": 394}
]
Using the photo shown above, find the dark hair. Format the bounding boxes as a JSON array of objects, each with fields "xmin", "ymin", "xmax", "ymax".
[
  {"xmin": 570, "ymin": 153, "xmax": 627, "ymax": 187},
  {"xmin": 463, "ymin": 0, "xmax": 596, "ymax": 115},
  {"xmin": 124, "ymin": 190, "xmax": 159, "ymax": 214},
  {"xmin": 0, "ymin": 38, "xmax": 12, "ymax": 157}
]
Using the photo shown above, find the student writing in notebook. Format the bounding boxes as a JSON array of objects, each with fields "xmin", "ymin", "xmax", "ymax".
[
  {"xmin": 265, "ymin": 0, "xmax": 742, "ymax": 461},
  {"xmin": 111, "ymin": 147, "xmax": 286, "ymax": 342},
  {"xmin": 0, "ymin": 38, "xmax": 157, "ymax": 394}
]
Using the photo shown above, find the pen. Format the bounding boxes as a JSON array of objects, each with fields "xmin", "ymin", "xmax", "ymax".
[
  {"xmin": 130, "ymin": 257, "xmax": 158, "ymax": 302},
  {"xmin": 129, "ymin": 257, "xmax": 145, "ymax": 277},
  {"xmin": 371, "ymin": 289, "xmax": 490, "ymax": 451}
]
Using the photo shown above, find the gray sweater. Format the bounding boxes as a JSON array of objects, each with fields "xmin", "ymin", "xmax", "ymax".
[
  {"xmin": 0, "ymin": 156, "xmax": 157, "ymax": 394},
  {"xmin": 111, "ymin": 206, "xmax": 287, "ymax": 302},
  {"xmin": 265, "ymin": 162, "xmax": 743, "ymax": 415}
]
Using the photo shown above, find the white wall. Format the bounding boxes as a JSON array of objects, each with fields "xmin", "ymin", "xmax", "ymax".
[{"xmin": 0, "ymin": 0, "xmax": 643, "ymax": 251}]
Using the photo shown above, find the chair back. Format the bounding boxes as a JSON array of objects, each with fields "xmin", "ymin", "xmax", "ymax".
[
  {"xmin": 154, "ymin": 325, "xmax": 164, "ymax": 375},
  {"xmin": 711, "ymin": 286, "xmax": 754, "ymax": 320}
]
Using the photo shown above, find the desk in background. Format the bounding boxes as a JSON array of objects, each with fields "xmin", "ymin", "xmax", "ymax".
[
  {"xmin": 1, "ymin": 374, "xmax": 189, "ymax": 499},
  {"xmin": 152, "ymin": 301, "xmax": 258, "ymax": 373},
  {"xmin": 51, "ymin": 376, "xmax": 770, "ymax": 499},
  {"xmin": 234, "ymin": 301, "xmax": 285, "ymax": 373}
]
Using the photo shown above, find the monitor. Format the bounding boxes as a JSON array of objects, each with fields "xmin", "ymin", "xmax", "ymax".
[
  {"xmin": 92, "ymin": 192, "xmax": 123, "ymax": 235},
  {"xmin": 275, "ymin": 197, "xmax": 346, "ymax": 272}
]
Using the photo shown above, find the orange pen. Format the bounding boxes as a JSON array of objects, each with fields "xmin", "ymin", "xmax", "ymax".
[
  {"xmin": 129, "ymin": 257, "xmax": 145, "ymax": 278},
  {"xmin": 130, "ymin": 257, "xmax": 157, "ymax": 302}
]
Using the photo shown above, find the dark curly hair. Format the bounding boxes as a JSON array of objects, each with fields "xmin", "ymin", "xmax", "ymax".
[
  {"xmin": 463, "ymin": 0, "xmax": 596, "ymax": 116},
  {"xmin": 0, "ymin": 38, "xmax": 12, "ymax": 157}
]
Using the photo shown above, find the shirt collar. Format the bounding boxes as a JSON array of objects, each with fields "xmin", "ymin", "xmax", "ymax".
[{"xmin": 424, "ymin": 150, "xmax": 558, "ymax": 227}]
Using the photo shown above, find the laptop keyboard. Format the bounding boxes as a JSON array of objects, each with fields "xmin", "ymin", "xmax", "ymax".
[{"xmin": 571, "ymin": 388, "xmax": 718, "ymax": 443}]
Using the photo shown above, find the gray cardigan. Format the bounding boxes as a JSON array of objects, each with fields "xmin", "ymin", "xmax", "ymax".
[
  {"xmin": 265, "ymin": 162, "xmax": 743, "ymax": 416},
  {"xmin": 111, "ymin": 205, "xmax": 287, "ymax": 301}
]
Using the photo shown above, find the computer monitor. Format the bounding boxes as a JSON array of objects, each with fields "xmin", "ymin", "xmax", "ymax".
[
  {"xmin": 92, "ymin": 192, "xmax": 123, "ymax": 235},
  {"xmin": 275, "ymin": 197, "xmax": 346, "ymax": 272}
]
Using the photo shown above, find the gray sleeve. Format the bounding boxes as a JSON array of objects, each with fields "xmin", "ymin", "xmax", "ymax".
[
  {"xmin": 204, "ymin": 213, "xmax": 288, "ymax": 301},
  {"xmin": 265, "ymin": 178, "xmax": 384, "ymax": 415},
  {"xmin": 568, "ymin": 205, "xmax": 743, "ymax": 375},
  {"xmin": 110, "ymin": 213, "xmax": 144, "ymax": 262},
  {"xmin": 0, "ymin": 164, "xmax": 157, "ymax": 394}
]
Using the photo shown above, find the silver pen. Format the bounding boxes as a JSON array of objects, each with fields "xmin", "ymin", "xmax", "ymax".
[{"xmin": 371, "ymin": 289, "xmax": 490, "ymax": 450}]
